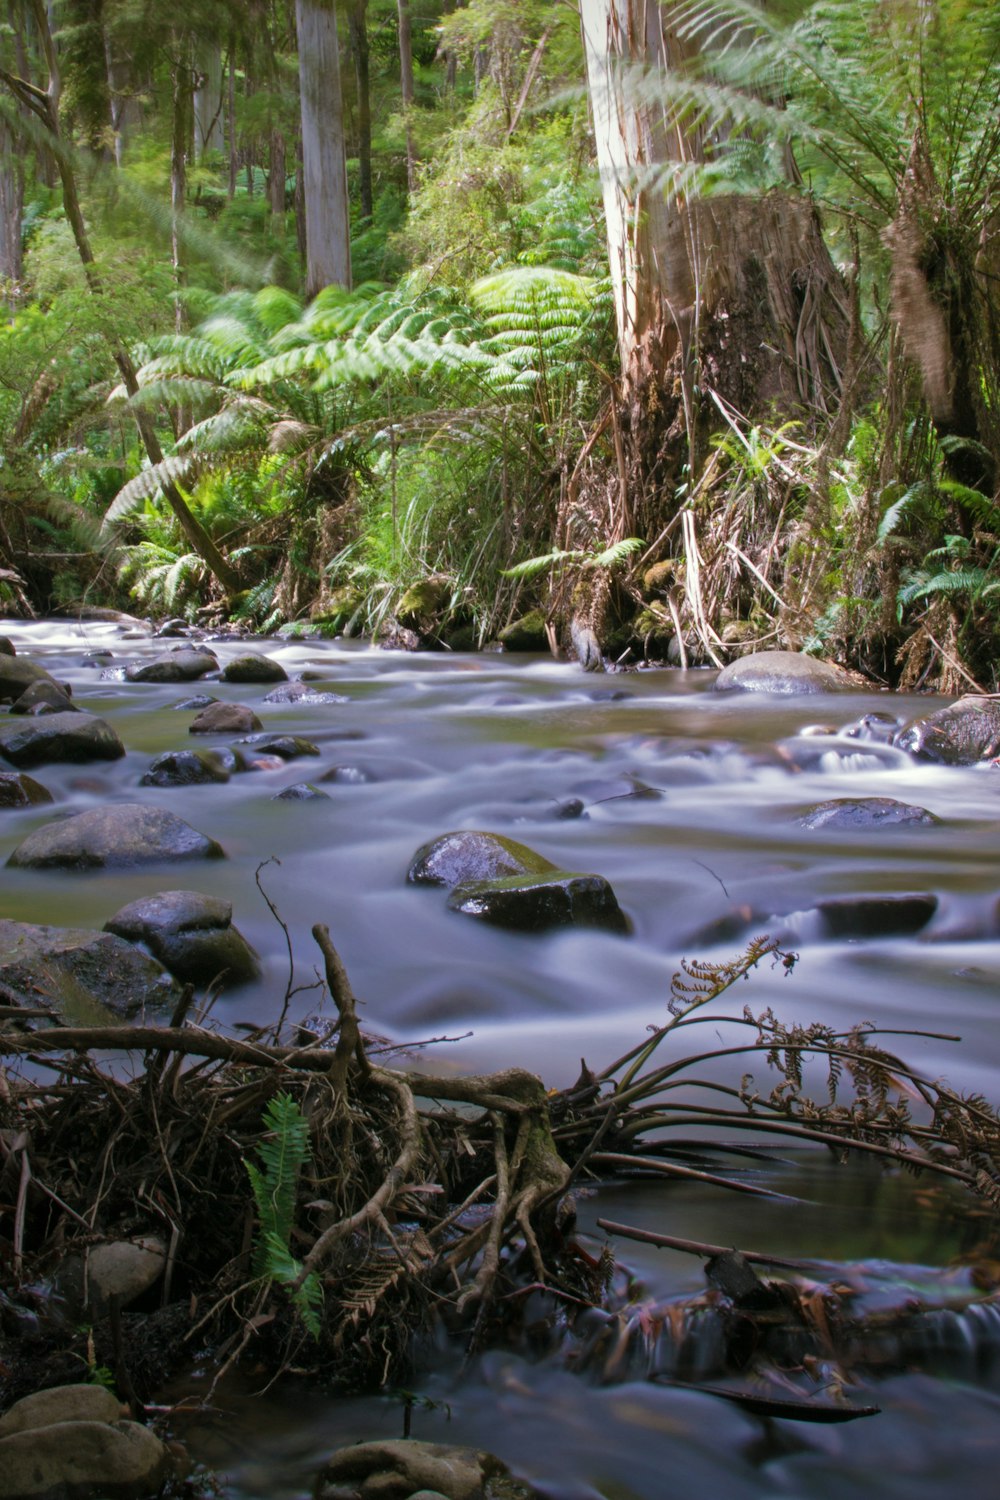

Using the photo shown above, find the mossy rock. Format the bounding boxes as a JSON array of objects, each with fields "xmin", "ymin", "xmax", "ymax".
[
  {"xmin": 499, "ymin": 610, "xmax": 548, "ymax": 652},
  {"xmin": 447, "ymin": 871, "xmax": 630, "ymax": 933},
  {"xmin": 397, "ymin": 574, "xmax": 451, "ymax": 632},
  {"xmin": 408, "ymin": 830, "xmax": 557, "ymax": 888},
  {"xmin": 310, "ymin": 585, "xmax": 365, "ymax": 628},
  {"xmin": 642, "ymin": 560, "xmax": 677, "ymax": 595}
]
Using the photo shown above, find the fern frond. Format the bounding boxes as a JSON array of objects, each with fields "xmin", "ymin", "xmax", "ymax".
[{"xmin": 103, "ymin": 454, "xmax": 200, "ymax": 528}]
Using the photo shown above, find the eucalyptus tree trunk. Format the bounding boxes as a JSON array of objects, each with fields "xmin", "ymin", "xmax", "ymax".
[
  {"xmin": 193, "ymin": 39, "xmax": 224, "ymax": 158},
  {"xmin": 0, "ymin": 117, "xmax": 23, "ymax": 292},
  {"xmin": 295, "ymin": 0, "xmax": 351, "ymax": 294},
  {"xmin": 346, "ymin": 0, "xmax": 372, "ymax": 222},
  {"xmin": 396, "ymin": 0, "xmax": 416, "ymax": 192}
]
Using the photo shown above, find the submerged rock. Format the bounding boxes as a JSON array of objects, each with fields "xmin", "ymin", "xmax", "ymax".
[
  {"xmin": 125, "ymin": 648, "xmax": 218, "ymax": 683},
  {"xmin": 140, "ymin": 748, "xmax": 231, "ymax": 787},
  {"xmin": 448, "ymin": 871, "xmax": 629, "ymax": 933},
  {"xmin": 7, "ymin": 804, "xmax": 224, "ymax": 870},
  {"xmin": 220, "ymin": 652, "xmax": 288, "ymax": 684},
  {"xmin": 105, "ymin": 889, "xmax": 259, "ymax": 986},
  {"xmin": 0, "ymin": 772, "xmax": 53, "ymax": 809},
  {"xmin": 261, "ymin": 681, "xmax": 348, "ymax": 704},
  {"xmin": 0, "ymin": 712, "xmax": 125, "ymax": 769},
  {"xmin": 407, "ymin": 830, "xmax": 558, "ymax": 887},
  {"xmin": 714, "ymin": 650, "xmax": 870, "ymax": 694},
  {"xmin": 895, "ymin": 696, "xmax": 1000, "ymax": 765},
  {"xmin": 237, "ymin": 733, "xmax": 320, "ymax": 759},
  {"xmin": 797, "ymin": 797, "xmax": 938, "ymax": 830},
  {"xmin": 0, "ymin": 919, "xmax": 177, "ymax": 1019},
  {"xmin": 272, "ymin": 782, "xmax": 331, "ymax": 801},
  {"xmin": 817, "ymin": 892, "xmax": 938, "ymax": 938},
  {"xmin": 188, "ymin": 701, "xmax": 262, "ymax": 734}
]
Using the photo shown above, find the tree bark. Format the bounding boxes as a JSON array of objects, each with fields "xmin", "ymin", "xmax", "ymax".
[
  {"xmin": 346, "ymin": 0, "xmax": 372, "ymax": 222},
  {"xmin": 295, "ymin": 0, "xmax": 351, "ymax": 294},
  {"xmin": 0, "ymin": 116, "xmax": 23, "ymax": 292},
  {"xmin": 193, "ymin": 38, "xmax": 224, "ymax": 158}
]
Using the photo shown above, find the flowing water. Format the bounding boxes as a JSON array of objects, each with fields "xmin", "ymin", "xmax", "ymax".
[{"xmin": 4, "ymin": 617, "xmax": 1000, "ymax": 1498}]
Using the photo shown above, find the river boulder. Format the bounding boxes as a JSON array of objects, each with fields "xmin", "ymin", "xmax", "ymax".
[
  {"xmin": 797, "ymin": 797, "xmax": 938, "ymax": 830},
  {"xmin": 408, "ymin": 830, "xmax": 559, "ymax": 887},
  {"xmin": 0, "ymin": 712, "xmax": 125, "ymax": 768},
  {"xmin": 0, "ymin": 1412, "xmax": 169, "ymax": 1500},
  {"xmin": 262, "ymin": 681, "xmax": 348, "ymax": 704},
  {"xmin": 140, "ymin": 748, "xmax": 232, "ymax": 787},
  {"xmin": 57, "ymin": 1236, "xmax": 167, "ymax": 1319},
  {"xmin": 7, "ymin": 804, "xmax": 225, "ymax": 870},
  {"xmin": 189, "ymin": 702, "xmax": 262, "ymax": 734},
  {"xmin": 448, "ymin": 871, "xmax": 629, "ymax": 933},
  {"xmin": 817, "ymin": 892, "xmax": 938, "ymax": 938},
  {"xmin": 125, "ymin": 648, "xmax": 218, "ymax": 683},
  {"xmin": 220, "ymin": 652, "xmax": 288, "ymax": 683},
  {"xmin": 0, "ymin": 772, "xmax": 53, "ymax": 809},
  {"xmin": 315, "ymin": 1438, "xmax": 533, "ymax": 1500},
  {"xmin": 236, "ymin": 732, "xmax": 320, "ymax": 760},
  {"xmin": 0, "ymin": 919, "xmax": 177, "ymax": 1019},
  {"xmin": 9, "ymin": 680, "xmax": 76, "ymax": 715},
  {"xmin": 0, "ymin": 656, "xmax": 62, "ymax": 703},
  {"xmin": 0, "ymin": 635, "xmax": 14, "ymax": 656},
  {"xmin": 894, "ymin": 696, "xmax": 1000, "ymax": 765},
  {"xmin": 105, "ymin": 889, "xmax": 259, "ymax": 986},
  {"xmin": 714, "ymin": 650, "xmax": 870, "ymax": 694},
  {"xmin": 272, "ymin": 782, "xmax": 331, "ymax": 801}
]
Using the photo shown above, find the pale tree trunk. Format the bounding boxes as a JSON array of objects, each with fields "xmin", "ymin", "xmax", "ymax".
[
  {"xmin": 0, "ymin": 117, "xmax": 23, "ymax": 294},
  {"xmin": 346, "ymin": 0, "xmax": 372, "ymax": 222},
  {"xmin": 574, "ymin": 0, "xmax": 849, "ymax": 666},
  {"xmin": 397, "ymin": 0, "xmax": 416, "ymax": 193},
  {"xmin": 295, "ymin": 0, "xmax": 351, "ymax": 295},
  {"xmin": 193, "ymin": 39, "xmax": 224, "ymax": 158}
]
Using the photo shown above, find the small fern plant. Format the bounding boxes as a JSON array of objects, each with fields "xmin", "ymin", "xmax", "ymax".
[{"xmin": 244, "ymin": 1092, "xmax": 323, "ymax": 1338}]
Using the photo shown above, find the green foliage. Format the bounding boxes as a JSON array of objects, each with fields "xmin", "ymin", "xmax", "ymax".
[{"xmin": 244, "ymin": 1092, "xmax": 323, "ymax": 1338}]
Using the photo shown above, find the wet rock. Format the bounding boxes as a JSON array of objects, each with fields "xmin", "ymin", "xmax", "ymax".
[
  {"xmin": 273, "ymin": 782, "xmax": 331, "ymax": 801},
  {"xmin": 80, "ymin": 652, "xmax": 113, "ymax": 668},
  {"xmin": 894, "ymin": 696, "xmax": 1000, "ymax": 765},
  {"xmin": 0, "ymin": 635, "xmax": 15, "ymax": 656},
  {"xmin": 447, "ymin": 872, "xmax": 630, "ymax": 933},
  {"xmin": 841, "ymin": 711, "xmax": 902, "ymax": 743},
  {"xmin": 0, "ymin": 772, "xmax": 53, "ymax": 809},
  {"xmin": 797, "ymin": 797, "xmax": 938, "ymax": 830},
  {"xmin": 9, "ymin": 681, "xmax": 77, "ymax": 715},
  {"xmin": 553, "ymin": 797, "xmax": 587, "ymax": 820},
  {"xmin": 0, "ymin": 656, "xmax": 61, "ymax": 704},
  {"xmin": 318, "ymin": 764, "xmax": 373, "ymax": 785},
  {"xmin": 237, "ymin": 733, "xmax": 320, "ymax": 760},
  {"xmin": 7, "ymin": 804, "xmax": 224, "ymax": 870},
  {"xmin": 407, "ymin": 830, "xmax": 558, "ymax": 887},
  {"xmin": 105, "ymin": 890, "xmax": 259, "ymax": 986},
  {"xmin": 173, "ymin": 694, "xmax": 217, "ymax": 711},
  {"xmin": 155, "ymin": 617, "xmax": 191, "ymax": 637},
  {"xmin": 315, "ymin": 1439, "xmax": 530, "ymax": 1500},
  {"xmin": 0, "ymin": 1416, "xmax": 169, "ymax": 1500},
  {"xmin": 0, "ymin": 920, "xmax": 177, "ymax": 1018},
  {"xmin": 59, "ymin": 1236, "xmax": 166, "ymax": 1320},
  {"xmin": 309, "ymin": 583, "xmax": 364, "ymax": 629},
  {"xmin": 124, "ymin": 649, "xmax": 218, "ymax": 683},
  {"xmin": 220, "ymin": 652, "xmax": 288, "ymax": 684},
  {"xmin": 0, "ymin": 713, "xmax": 125, "ymax": 769},
  {"xmin": 188, "ymin": 702, "xmax": 262, "ymax": 734},
  {"xmin": 817, "ymin": 893, "xmax": 938, "ymax": 939},
  {"xmin": 0, "ymin": 1386, "xmax": 124, "ymax": 1439},
  {"xmin": 58, "ymin": 1236, "xmax": 167, "ymax": 1319},
  {"xmin": 499, "ymin": 610, "xmax": 548, "ymax": 653},
  {"xmin": 714, "ymin": 650, "xmax": 871, "ymax": 694},
  {"xmin": 262, "ymin": 681, "xmax": 348, "ymax": 705},
  {"xmin": 397, "ymin": 574, "xmax": 451, "ymax": 635},
  {"xmin": 140, "ymin": 749, "xmax": 231, "ymax": 787}
]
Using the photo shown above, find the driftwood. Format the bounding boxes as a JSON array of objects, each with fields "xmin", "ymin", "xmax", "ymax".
[{"xmin": 3, "ymin": 930, "xmax": 1000, "ymax": 1410}]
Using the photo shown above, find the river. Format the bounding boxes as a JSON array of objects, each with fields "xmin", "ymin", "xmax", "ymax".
[{"xmin": 3, "ymin": 617, "xmax": 1000, "ymax": 1499}]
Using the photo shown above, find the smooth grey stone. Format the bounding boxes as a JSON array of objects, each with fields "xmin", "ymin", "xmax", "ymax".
[
  {"xmin": 407, "ymin": 830, "xmax": 558, "ymax": 888},
  {"xmin": 173, "ymin": 694, "xmax": 217, "ymax": 710},
  {"xmin": 220, "ymin": 652, "xmax": 288, "ymax": 683},
  {"xmin": 58, "ymin": 1236, "xmax": 167, "ymax": 1318},
  {"xmin": 448, "ymin": 871, "xmax": 630, "ymax": 933},
  {"xmin": 0, "ymin": 635, "xmax": 15, "ymax": 657},
  {"xmin": 817, "ymin": 893, "xmax": 938, "ymax": 938},
  {"xmin": 0, "ymin": 712, "xmax": 124, "ymax": 768},
  {"xmin": 0, "ymin": 919, "xmax": 177, "ymax": 1018},
  {"xmin": 125, "ymin": 649, "xmax": 217, "ymax": 682},
  {"xmin": 0, "ymin": 656, "xmax": 59, "ymax": 703},
  {"xmin": 0, "ymin": 1419, "xmax": 169, "ymax": 1500},
  {"xmin": 895, "ymin": 696, "xmax": 1000, "ymax": 765},
  {"xmin": 0, "ymin": 1386, "xmax": 123, "ymax": 1439},
  {"xmin": 237, "ymin": 733, "xmax": 320, "ymax": 759},
  {"xmin": 0, "ymin": 772, "xmax": 53, "ymax": 809},
  {"xmin": 714, "ymin": 650, "xmax": 869, "ymax": 694},
  {"xmin": 798, "ymin": 797, "xmax": 937, "ymax": 830},
  {"xmin": 105, "ymin": 889, "xmax": 259, "ymax": 986},
  {"xmin": 316, "ymin": 1439, "xmax": 521, "ymax": 1500},
  {"xmin": 140, "ymin": 749, "xmax": 231, "ymax": 787},
  {"xmin": 273, "ymin": 783, "xmax": 331, "ymax": 801},
  {"xmin": 9, "ymin": 680, "xmax": 77, "ymax": 715},
  {"xmin": 7, "ymin": 804, "xmax": 224, "ymax": 870},
  {"xmin": 189, "ymin": 702, "xmax": 262, "ymax": 734}
]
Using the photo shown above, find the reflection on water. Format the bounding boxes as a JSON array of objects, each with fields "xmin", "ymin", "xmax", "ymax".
[{"xmin": 5, "ymin": 618, "xmax": 1000, "ymax": 1496}]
